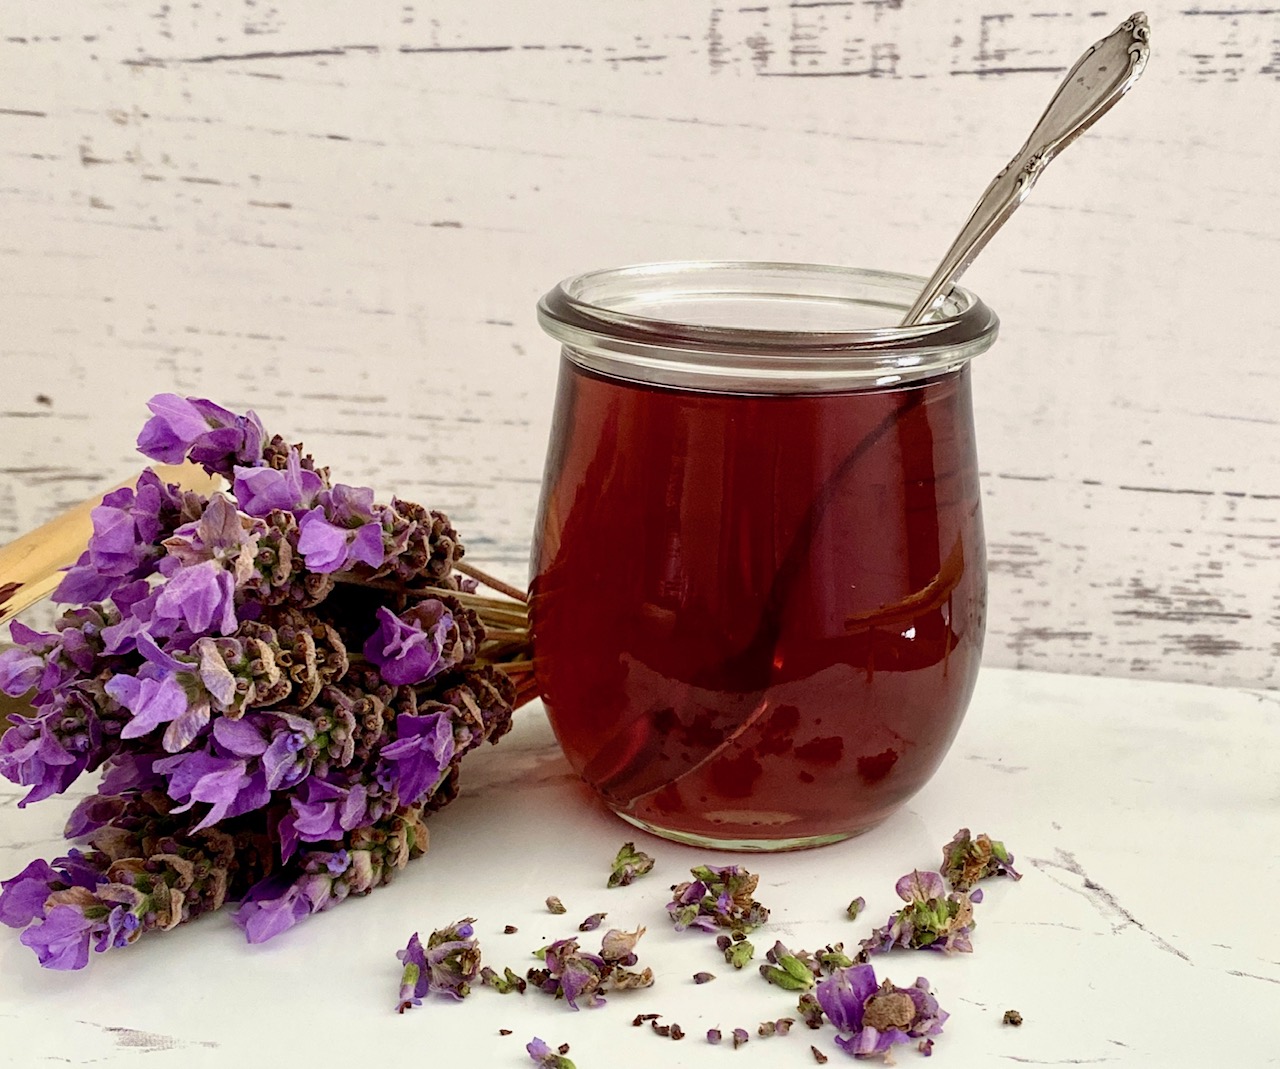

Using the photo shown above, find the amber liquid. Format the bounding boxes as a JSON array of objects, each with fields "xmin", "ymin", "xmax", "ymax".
[{"xmin": 530, "ymin": 359, "xmax": 985, "ymax": 847}]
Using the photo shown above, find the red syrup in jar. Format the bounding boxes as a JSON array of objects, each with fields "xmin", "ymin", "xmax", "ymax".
[{"xmin": 529, "ymin": 359, "xmax": 986, "ymax": 848}]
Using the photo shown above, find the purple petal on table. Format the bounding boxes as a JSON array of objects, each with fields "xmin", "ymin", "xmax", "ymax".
[{"xmin": 816, "ymin": 964, "xmax": 878, "ymax": 1035}]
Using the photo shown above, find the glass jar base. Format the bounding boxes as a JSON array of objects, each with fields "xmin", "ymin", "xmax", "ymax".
[{"xmin": 614, "ymin": 810, "xmax": 867, "ymax": 853}]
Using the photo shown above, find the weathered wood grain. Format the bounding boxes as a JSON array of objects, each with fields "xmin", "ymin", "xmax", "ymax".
[{"xmin": 1, "ymin": 2, "xmax": 1276, "ymax": 688}]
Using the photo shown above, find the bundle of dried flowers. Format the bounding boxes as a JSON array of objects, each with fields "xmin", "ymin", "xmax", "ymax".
[{"xmin": 0, "ymin": 395, "xmax": 532, "ymax": 968}]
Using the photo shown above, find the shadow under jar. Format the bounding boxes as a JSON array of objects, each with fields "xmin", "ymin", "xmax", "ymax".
[{"xmin": 530, "ymin": 262, "xmax": 999, "ymax": 850}]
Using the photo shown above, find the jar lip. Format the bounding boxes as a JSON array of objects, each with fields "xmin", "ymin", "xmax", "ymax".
[{"xmin": 537, "ymin": 261, "xmax": 999, "ymax": 393}]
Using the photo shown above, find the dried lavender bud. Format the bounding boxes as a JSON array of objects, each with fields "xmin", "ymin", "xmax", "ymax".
[
  {"xmin": 546, "ymin": 895, "xmax": 567, "ymax": 914},
  {"xmin": 760, "ymin": 940, "xmax": 819, "ymax": 991},
  {"xmin": 707, "ymin": 1028, "xmax": 723, "ymax": 1045},
  {"xmin": 527, "ymin": 1037, "xmax": 576, "ymax": 1069},
  {"xmin": 578, "ymin": 911, "xmax": 607, "ymax": 932},
  {"xmin": 608, "ymin": 842, "xmax": 656, "ymax": 888},
  {"xmin": 846, "ymin": 896, "xmax": 865, "ymax": 921},
  {"xmin": 693, "ymin": 971, "xmax": 716, "ymax": 984},
  {"xmin": 732, "ymin": 1028, "xmax": 750, "ymax": 1049},
  {"xmin": 558, "ymin": 1043, "xmax": 571, "ymax": 1055},
  {"xmin": 811, "ymin": 1045, "xmax": 829, "ymax": 1064},
  {"xmin": 670, "ymin": 1024, "xmax": 685, "ymax": 1040},
  {"xmin": 611, "ymin": 966, "xmax": 655, "ymax": 991},
  {"xmin": 716, "ymin": 934, "xmax": 731, "ymax": 952},
  {"xmin": 505, "ymin": 924, "xmax": 519, "ymax": 934},
  {"xmin": 500, "ymin": 1029, "xmax": 513, "ymax": 1036},
  {"xmin": 415, "ymin": 918, "xmax": 481, "ymax": 1001},
  {"xmin": 633, "ymin": 1014, "xmax": 661, "ymax": 1026},
  {"xmin": 775, "ymin": 1018, "xmax": 795, "ymax": 1036},
  {"xmin": 758, "ymin": 1021, "xmax": 777, "ymax": 1038},
  {"xmin": 798, "ymin": 991, "xmax": 825, "ymax": 1029},
  {"xmin": 1003, "ymin": 1009, "xmax": 1023, "ymax": 1026},
  {"xmin": 919, "ymin": 1037, "xmax": 935, "ymax": 1056},
  {"xmin": 667, "ymin": 864, "xmax": 769, "ymax": 934},
  {"xmin": 817, "ymin": 943, "xmax": 855, "ymax": 972},
  {"xmin": 600, "ymin": 925, "xmax": 644, "ymax": 964},
  {"xmin": 480, "ymin": 965, "xmax": 528, "ymax": 994},
  {"xmin": 651, "ymin": 1021, "xmax": 671, "ymax": 1037},
  {"xmin": 861, "ymin": 870, "xmax": 981, "ymax": 956},
  {"xmin": 941, "ymin": 828, "xmax": 1022, "ymax": 892},
  {"xmin": 725, "ymin": 938, "xmax": 755, "ymax": 969}
]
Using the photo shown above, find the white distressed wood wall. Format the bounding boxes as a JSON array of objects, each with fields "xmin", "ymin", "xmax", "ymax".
[{"xmin": 1, "ymin": 2, "xmax": 1276, "ymax": 689}]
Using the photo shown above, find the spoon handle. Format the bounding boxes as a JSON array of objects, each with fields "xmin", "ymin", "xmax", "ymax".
[{"xmin": 901, "ymin": 12, "xmax": 1151, "ymax": 326}]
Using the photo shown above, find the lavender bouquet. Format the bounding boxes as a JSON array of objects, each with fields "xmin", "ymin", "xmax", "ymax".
[{"xmin": 0, "ymin": 395, "xmax": 533, "ymax": 969}]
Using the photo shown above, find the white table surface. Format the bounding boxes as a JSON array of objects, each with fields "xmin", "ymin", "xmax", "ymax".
[{"xmin": 1, "ymin": 666, "xmax": 1276, "ymax": 1067}]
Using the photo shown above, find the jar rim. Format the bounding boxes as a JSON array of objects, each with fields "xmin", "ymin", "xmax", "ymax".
[{"xmin": 537, "ymin": 260, "xmax": 999, "ymax": 393}]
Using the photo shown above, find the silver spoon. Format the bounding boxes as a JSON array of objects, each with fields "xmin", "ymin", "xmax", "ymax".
[{"xmin": 901, "ymin": 12, "xmax": 1151, "ymax": 326}]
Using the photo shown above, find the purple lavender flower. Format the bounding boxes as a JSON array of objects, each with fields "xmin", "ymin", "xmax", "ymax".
[
  {"xmin": 84, "ymin": 493, "xmax": 151, "ymax": 577},
  {"xmin": 0, "ymin": 711, "xmax": 85, "ymax": 807},
  {"xmin": 161, "ymin": 493, "xmax": 261, "ymax": 577},
  {"xmin": 286, "ymin": 777, "xmax": 369, "ymax": 842},
  {"xmin": 136, "ymin": 394, "xmax": 219, "ymax": 464},
  {"xmin": 297, "ymin": 505, "xmax": 384, "ymax": 574},
  {"xmin": 261, "ymin": 719, "xmax": 313, "ymax": 794},
  {"xmin": 0, "ymin": 646, "xmax": 43, "ymax": 697},
  {"xmin": 378, "ymin": 712, "xmax": 455, "ymax": 806},
  {"xmin": 152, "ymin": 750, "xmax": 253, "ymax": 832},
  {"xmin": 530, "ymin": 928, "xmax": 652, "ymax": 1010},
  {"xmin": 232, "ymin": 448, "xmax": 324, "ymax": 517},
  {"xmin": 396, "ymin": 931, "xmax": 431, "ymax": 1012},
  {"xmin": 538, "ymin": 937, "xmax": 607, "ymax": 1010},
  {"xmin": 234, "ymin": 876, "xmax": 314, "ymax": 944},
  {"xmin": 106, "ymin": 672, "xmax": 191, "ymax": 743},
  {"xmin": 392, "ymin": 919, "xmax": 480, "ymax": 1011},
  {"xmin": 422, "ymin": 918, "xmax": 481, "ymax": 1000},
  {"xmin": 18, "ymin": 904, "xmax": 100, "ymax": 971},
  {"xmin": 816, "ymin": 964, "xmax": 946, "ymax": 1060},
  {"xmin": 527, "ymin": 1038, "xmax": 576, "ymax": 1069},
  {"xmin": 0, "ymin": 859, "xmax": 63, "ymax": 927},
  {"xmin": 51, "ymin": 471, "xmax": 187, "ymax": 604},
  {"xmin": 861, "ymin": 870, "xmax": 981, "ymax": 956},
  {"xmin": 153, "ymin": 560, "xmax": 238, "ymax": 636},
  {"xmin": 667, "ymin": 864, "xmax": 769, "ymax": 933},
  {"xmin": 362, "ymin": 602, "xmax": 456, "ymax": 687},
  {"xmin": 136, "ymin": 394, "xmax": 265, "ymax": 475}
]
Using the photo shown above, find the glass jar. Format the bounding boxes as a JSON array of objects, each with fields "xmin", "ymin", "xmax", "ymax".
[{"xmin": 530, "ymin": 262, "xmax": 999, "ymax": 850}]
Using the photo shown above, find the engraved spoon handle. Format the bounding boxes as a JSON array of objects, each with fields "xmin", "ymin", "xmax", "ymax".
[{"xmin": 901, "ymin": 12, "xmax": 1151, "ymax": 326}]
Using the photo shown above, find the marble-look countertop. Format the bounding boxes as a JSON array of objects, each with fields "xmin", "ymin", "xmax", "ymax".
[{"xmin": 1, "ymin": 667, "xmax": 1276, "ymax": 1067}]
